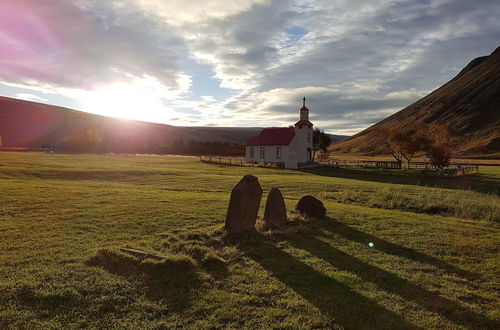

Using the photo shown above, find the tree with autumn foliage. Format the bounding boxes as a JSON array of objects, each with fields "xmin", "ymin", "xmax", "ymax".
[
  {"xmin": 397, "ymin": 129, "xmax": 428, "ymax": 168},
  {"xmin": 420, "ymin": 124, "xmax": 454, "ymax": 173},
  {"xmin": 375, "ymin": 128, "xmax": 404, "ymax": 168}
]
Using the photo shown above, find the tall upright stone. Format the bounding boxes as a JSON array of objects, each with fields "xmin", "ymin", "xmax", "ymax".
[
  {"xmin": 225, "ymin": 175, "xmax": 263, "ymax": 233},
  {"xmin": 263, "ymin": 188, "xmax": 287, "ymax": 227}
]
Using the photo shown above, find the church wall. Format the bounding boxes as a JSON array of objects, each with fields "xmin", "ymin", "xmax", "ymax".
[
  {"xmin": 294, "ymin": 125, "xmax": 313, "ymax": 163},
  {"xmin": 245, "ymin": 145, "xmax": 290, "ymax": 163}
]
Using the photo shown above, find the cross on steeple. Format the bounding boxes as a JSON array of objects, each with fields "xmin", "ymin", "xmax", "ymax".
[{"xmin": 302, "ymin": 97, "xmax": 306, "ymax": 107}]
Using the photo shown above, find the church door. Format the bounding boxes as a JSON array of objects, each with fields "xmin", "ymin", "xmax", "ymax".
[{"xmin": 307, "ymin": 148, "xmax": 312, "ymax": 162}]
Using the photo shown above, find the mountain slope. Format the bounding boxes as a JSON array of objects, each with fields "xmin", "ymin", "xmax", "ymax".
[
  {"xmin": 331, "ymin": 46, "xmax": 500, "ymax": 157},
  {"xmin": 0, "ymin": 96, "xmax": 262, "ymax": 150},
  {"xmin": 0, "ymin": 96, "xmax": 347, "ymax": 152}
]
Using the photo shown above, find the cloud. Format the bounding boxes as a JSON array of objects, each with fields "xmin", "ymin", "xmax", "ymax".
[
  {"xmin": 15, "ymin": 93, "xmax": 48, "ymax": 102},
  {"xmin": 0, "ymin": 0, "xmax": 499, "ymax": 135},
  {"xmin": 180, "ymin": 0, "xmax": 499, "ymax": 132},
  {"xmin": 130, "ymin": 0, "xmax": 269, "ymax": 25},
  {"xmin": 0, "ymin": 0, "xmax": 186, "ymax": 91}
]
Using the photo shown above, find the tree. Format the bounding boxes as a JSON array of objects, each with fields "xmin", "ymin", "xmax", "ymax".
[
  {"xmin": 312, "ymin": 128, "xmax": 332, "ymax": 162},
  {"xmin": 397, "ymin": 129, "xmax": 428, "ymax": 168},
  {"xmin": 375, "ymin": 128, "xmax": 404, "ymax": 168},
  {"xmin": 421, "ymin": 124, "xmax": 453, "ymax": 173}
]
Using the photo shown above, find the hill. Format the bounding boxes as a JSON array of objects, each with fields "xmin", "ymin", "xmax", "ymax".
[
  {"xmin": 331, "ymin": 46, "xmax": 500, "ymax": 158},
  {"xmin": 0, "ymin": 96, "xmax": 347, "ymax": 153}
]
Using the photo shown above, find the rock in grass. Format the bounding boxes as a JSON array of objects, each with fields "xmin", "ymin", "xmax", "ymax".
[
  {"xmin": 225, "ymin": 175, "xmax": 262, "ymax": 233},
  {"xmin": 263, "ymin": 188, "xmax": 288, "ymax": 227},
  {"xmin": 295, "ymin": 195, "xmax": 326, "ymax": 218}
]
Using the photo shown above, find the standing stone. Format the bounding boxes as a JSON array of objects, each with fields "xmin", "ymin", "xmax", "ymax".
[
  {"xmin": 263, "ymin": 188, "xmax": 288, "ymax": 227},
  {"xmin": 225, "ymin": 175, "xmax": 263, "ymax": 233},
  {"xmin": 295, "ymin": 195, "xmax": 326, "ymax": 218}
]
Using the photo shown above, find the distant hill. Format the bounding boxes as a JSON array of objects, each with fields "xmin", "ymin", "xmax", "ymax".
[
  {"xmin": 331, "ymin": 46, "xmax": 500, "ymax": 158},
  {"xmin": 0, "ymin": 96, "xmax": 261, "ymax": 152},
  {"xmin": 0, "ymin": 96, "xmax": 347, "ymax": 153}
]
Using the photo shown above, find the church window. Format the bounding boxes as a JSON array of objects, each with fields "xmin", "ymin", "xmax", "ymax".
[
  {"xmin": 276, "ymin": 147, "xmax": 281, "ymax": 159},
  {"xmin": 307, "ymin": 133, "xmax": 311, "ymax": 143},
  {"xmin": 250, "ymin": 147, "xmax": 254, "ymax": 158},
  {"xmin": 260, "ymin": 147, "xmax": 265, "ymax": 158}
]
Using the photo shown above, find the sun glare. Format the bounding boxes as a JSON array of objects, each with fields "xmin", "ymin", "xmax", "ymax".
[{"xmin": 82, "ymin": 76, "xmax": 175, "ymax": 124}]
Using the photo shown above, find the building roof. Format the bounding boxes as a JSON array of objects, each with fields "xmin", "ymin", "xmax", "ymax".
[
  {"xmin": 300, "ymin": 105, "xmax": 309, "ymax": 111},
  {"xmin": 294, "ymin": 119, "xmax": 313, "ymax": 126},
  {"xmin": 245, "ymin": 127, "xmax": 295, "ymax": 146}
]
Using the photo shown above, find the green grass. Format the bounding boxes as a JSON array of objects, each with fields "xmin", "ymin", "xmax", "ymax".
[
  {"xmin": 319, "ymin": 187, "xmax": 499, "ymax": 221},
  {"xmin": 0, "ymin": 152, "xmax": 499, "ymax": 329}
]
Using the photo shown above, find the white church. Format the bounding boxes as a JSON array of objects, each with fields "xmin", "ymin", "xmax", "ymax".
[{"xmin": 245, "ymin": 98, "xmax": 313, "ymax": 169}]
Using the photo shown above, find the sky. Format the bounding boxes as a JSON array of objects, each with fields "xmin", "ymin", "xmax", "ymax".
[{"xmin": 0, "ymin": 0, "xmax": 499, "ymax": 135}]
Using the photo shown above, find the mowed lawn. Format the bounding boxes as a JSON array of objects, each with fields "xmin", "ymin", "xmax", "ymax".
[{"xmin": 0, "ymin": 152, "xmax": 499, "ymax": 329}]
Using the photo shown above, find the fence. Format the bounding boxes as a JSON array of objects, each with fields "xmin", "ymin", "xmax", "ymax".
[
  {"xmin": 199, "ymin": 156, "xmax": 480, "ymax": 174},
  {"xmin": 443, "ymin": 165, "xmax": 479, "ymax": 175},
  {"xmin": 199, "ymin": 156, "xmax": 285, "ymax": 168}
]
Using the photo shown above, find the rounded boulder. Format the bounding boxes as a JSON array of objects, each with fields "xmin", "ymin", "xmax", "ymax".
[{"xmin": 295, "ymin": 195, "xmax": 326, "ymax": 218}]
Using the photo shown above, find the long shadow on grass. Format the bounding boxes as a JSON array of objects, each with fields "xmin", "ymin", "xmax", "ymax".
[
  {"xmin": 299, "ymin": 167, "xmax": 499, "ymax": 195},
  {"xmin": 319, "ymin": 218, "xmax": 479, "ymax": 280},
  {"xmin": 288, "ymin": 233, "xmax": 498, "ymax": 329},
  {"xmin": 233, "ymin": 234, "xmax": 417, "ymax": 330}
]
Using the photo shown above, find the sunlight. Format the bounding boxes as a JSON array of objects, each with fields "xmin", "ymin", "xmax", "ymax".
[{"xmin": 82, "ymin": 76, "xmax": 175, "ymax": 123}]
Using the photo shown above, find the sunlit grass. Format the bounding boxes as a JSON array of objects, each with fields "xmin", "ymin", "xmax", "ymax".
[{"xmin": 0, "ymin": 152, "xmax": 499, "ymax": 328}]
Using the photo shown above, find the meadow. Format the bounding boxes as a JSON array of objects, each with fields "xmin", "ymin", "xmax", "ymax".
[{"xmin": 0, "ymin": 152, "xmax": 499, "ymax": 329}]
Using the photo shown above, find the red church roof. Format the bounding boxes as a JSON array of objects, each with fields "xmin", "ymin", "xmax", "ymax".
[
  {"xmin": 294, "ymin": 119, "xmax": 313, "ymax": 126},
  {"xmin": 245, "ymin": 127, "xmax": 295, "ymax": 146}
]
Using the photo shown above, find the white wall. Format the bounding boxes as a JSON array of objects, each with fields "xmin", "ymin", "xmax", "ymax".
[
  {"xmin": 245, "ymin": 145, "xmax": 289, "ymax": 163},
  {"xmin": 293, "ymin": 125, "xmax": 313, "ymax": 163}
]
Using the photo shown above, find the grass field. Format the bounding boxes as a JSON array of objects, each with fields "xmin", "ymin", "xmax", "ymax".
[{"xmin": 0, "ymin": 152, "xmax": 499, "ymax": 329}]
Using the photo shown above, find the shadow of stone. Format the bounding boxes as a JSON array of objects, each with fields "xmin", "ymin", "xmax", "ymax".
[
  {"xmin": 288, "ymin": 234, "xmax": 498, "ymax": 329},
  {"xmin": 87, "ymin": 249, "xmax": 200, "ymax": 312},
  {"xmin": 233, "ymin": 234, "xmax": 418, "ymax": 330},
  {"xmin": 318, "ymin": 218, "xmax": 480, "ymax": 280}
]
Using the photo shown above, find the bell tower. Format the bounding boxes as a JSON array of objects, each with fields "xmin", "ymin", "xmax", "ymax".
[
  {"xmin": 300, "ymin": 97, "xmax": 309, "ymax": 121},
  {"xmin": 294, "ymin": 97, "xmax": 313, "ymax": 163}
]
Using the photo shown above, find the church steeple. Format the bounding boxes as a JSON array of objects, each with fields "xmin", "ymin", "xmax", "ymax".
[{"xmin": 299, "ymin": 97, "xmax": 309, "ymax": 121}]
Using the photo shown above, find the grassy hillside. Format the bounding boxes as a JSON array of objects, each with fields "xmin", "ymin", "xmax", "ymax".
[
  {"xmin": 331, "ymin": 46, "xmax": 500, "ymax": 157},
  {"xmin": 0, "ymin": 96, "xmax": 347, "ymax": 152},
  {"xmin": 0, "ymin": 152, "xmax": 498, "ymax": 328},
  {"xmin": 0, "ymin": 96, "xmax": 263, "ymax": 149}
]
